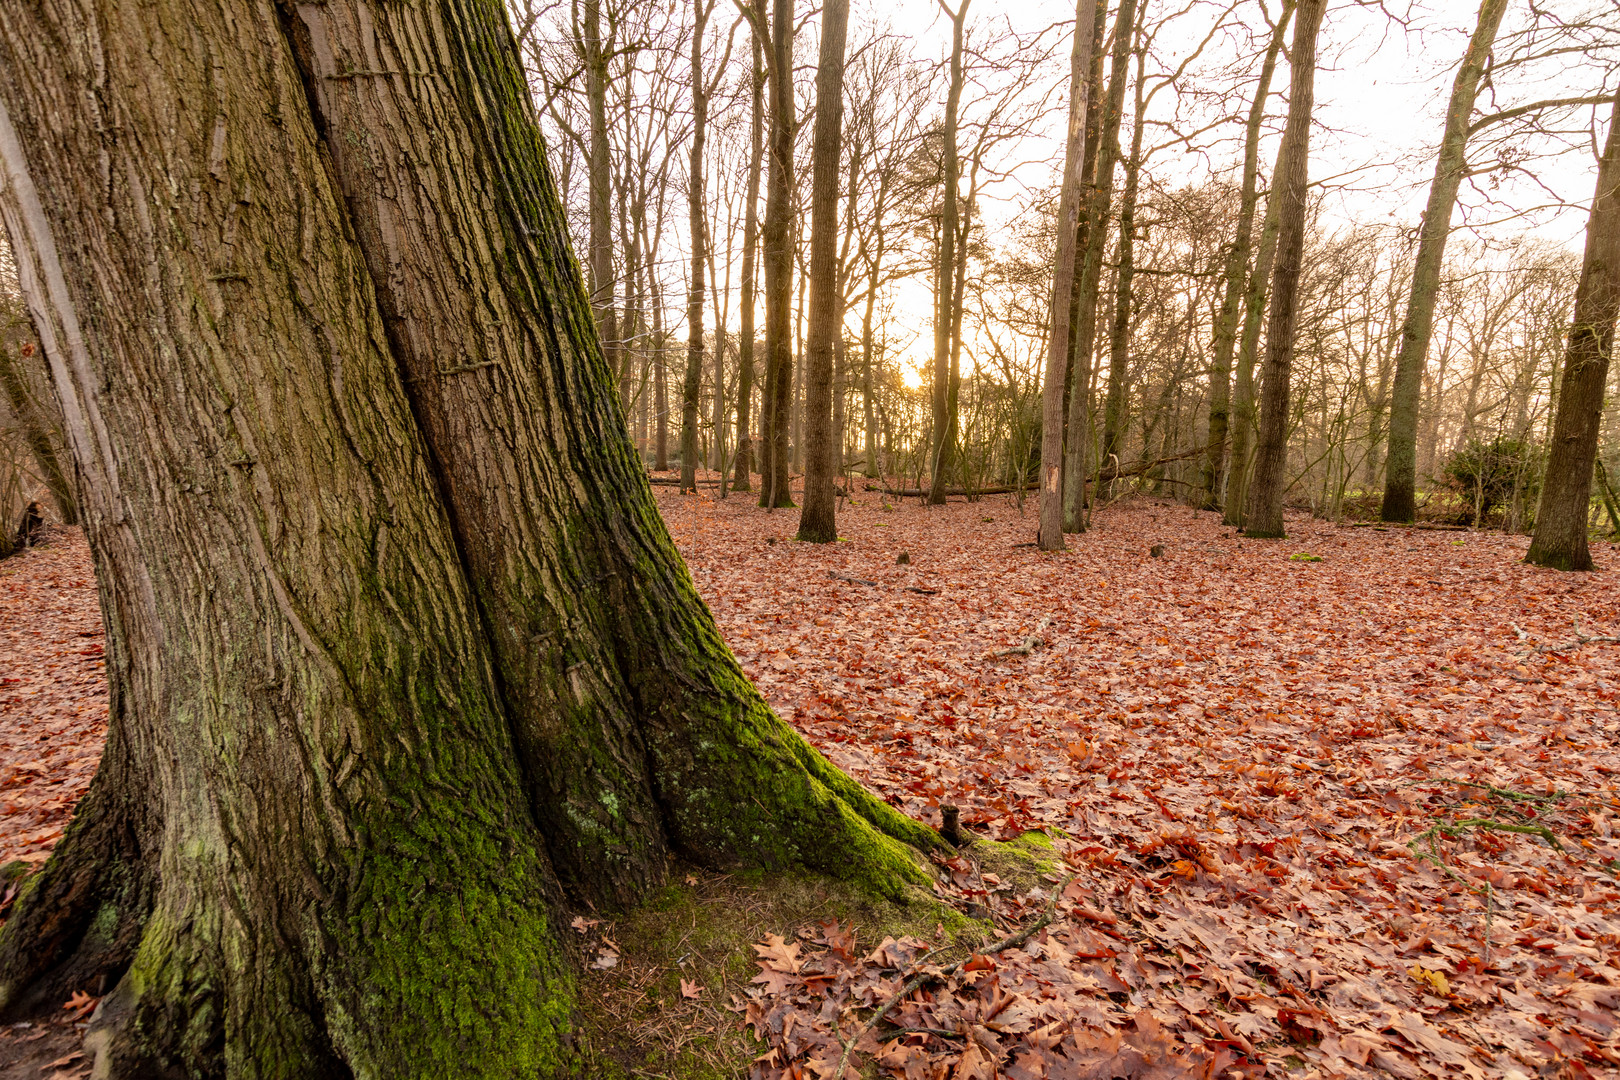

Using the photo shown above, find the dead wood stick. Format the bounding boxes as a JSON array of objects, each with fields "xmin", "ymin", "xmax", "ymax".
[
  {"xmin": 827, "ymin": 570, "xmax": 941, "ymax": 596},
  {"xmin": 986, "ymin": 616, "xmax": 1052, "ymax": 660},
  {"xmin": 832, "ymin": 881, "xmax": 1068, "ymax": 1079}
]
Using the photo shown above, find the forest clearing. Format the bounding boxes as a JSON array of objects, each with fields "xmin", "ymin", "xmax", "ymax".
[
  {"xmin": 0, "ymin": 0, "xmax": 1617, "ymax": 1071},
  {"xmin": 4, "ymin": 490, "xmax": 1617, "ymax": 1077}
]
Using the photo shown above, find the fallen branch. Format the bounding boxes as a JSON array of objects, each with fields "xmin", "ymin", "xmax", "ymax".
[
  {"xmin": 1510, "ymin": 614, "xmax": 1620, "ymax": 657},
  {"xmin": 986, "ymin": 617, "xmax": 1052, "ymax": 660},
  {"xmin": 827, "ymin": 570, "xmax": 940, "ymax": 596},
  {"xmin": 1342, "ymin": 521, "xmax": 1471, "ymax": 532},
  {"xmin": 833, "ymin": 880, "xmax": 1067, "ymax": 1079}
]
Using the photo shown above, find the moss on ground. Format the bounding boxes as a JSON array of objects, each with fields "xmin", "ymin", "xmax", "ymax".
[{"xmin": 572, "ymin": 865, "xmax": 989, "ymax": 1079}]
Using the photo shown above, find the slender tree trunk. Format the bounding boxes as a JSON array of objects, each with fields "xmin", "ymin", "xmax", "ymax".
[
  {"xmin": 862, "ymin": 275, "xmax": 882, "ymax": 478},
  {"xmin": 928, "ymin": 0, "xmax": 969, "ymax": 505},
  {"xmin": 755, "ymin": 0, "xmax": 796, "ymax": 507},
  {"xmin": 682, "ymin": 2, "xmax": 712, "ymax": 494},
  {"xmin": 1381, "ymin": 0, "xmax": 1511, "ymax": 522},
  {"xmin": 654, "ymin": 258, "xmax": 671, "ymax": 471},
  {"xmin": 1102, "ymin": 40, "xmax": 1146, "ymax": 466},
  {"xmin": 0, "ymin": 340, "xmax": 76, "ymax": 524},
  {"xmin": 1039, "ymin": 0, "xmax": 1101, "ymax": 549},
  {"xmin": 733, "ymin": 40, "xmax": 763, "ymax": 490},
  {"xmin": 0, "ymin": 0, "xmax": 940, "ymax": 1071},
  {"xmin": 1223, "ymin": 144, "xmax": 1285, "ymax": 528},
  {"xmin": 797, "ymin": 0, "xmax": 850, "ymax": 541},
  {"xmin": 1062, "ymin": 0, "xmax": 1138, "ymax": 532},
  {"xmin": 1203, "ymin": 0, "xmax": 1294, "ymax": 509},
  {"xmin": 1527, "ymin": 93, "xmax": 1620, "ymax": 570},
  {"xmin": 792, "ymin": 255, "xmax": 806, "ymax": 473},
  {"xmin": 584, "ymin": 0, "xmax": 620, "ymax": 416},
  {"xmin": 1242, "ymin": 0, "xmax": 1326, "ymax": 537}
]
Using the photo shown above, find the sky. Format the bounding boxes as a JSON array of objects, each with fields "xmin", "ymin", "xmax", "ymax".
[{"xmin": 852, "ymin": 0, "xmax": 1617, "ymax": 384}]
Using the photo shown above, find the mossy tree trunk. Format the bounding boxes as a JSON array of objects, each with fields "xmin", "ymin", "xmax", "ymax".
[
  {"xmin": 1241, "ymin": 0, "xmax": 1325, "ymax": 538},
  {"xmin": 0, "ymin": 0, "xmax": 941, "ymax": 1074},
  {"xmin": 1527, "ymin": 92, "xmax": 1620, "ymax": 571}
]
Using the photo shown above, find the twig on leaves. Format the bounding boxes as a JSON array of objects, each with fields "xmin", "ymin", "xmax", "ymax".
[
  {"xmin": 985, "ymin": 617, "xmax": 1052, "ymax": 660},
  {"xmin": 832, "ymin": 878, "xmax": 1070, "ymax": 1079},
  {"xmin": 1510, "ymin": 614, "xmax": 1620, "ymax": 657}
]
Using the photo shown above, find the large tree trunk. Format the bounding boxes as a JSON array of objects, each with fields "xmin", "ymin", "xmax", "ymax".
[
  {"xmin": 798, "ymin": 0, "xmax": 851, "ymax": 542},
  {"xmin": 1202, "ymin": 0, "xmax": 1293, "ymax": 511},
  {"xmin": 1241, "ymin": 0, "xmax": 1326, "ymax": 537},
  {"xmin": 1062, "ymin": 0, "xmax": 1138, "ymax": 532},
  {"xmin": 927, "ymin": 0, "xmax": 968, "ymax": 505},
  {"xmin": 1380, "ymin": 0, "xmax": 1511, "ymax": 522},
  {"xmin": 1527, "ymin": 93, "xmax": 1620, "ymax": 571},
  {"xmin": 0, "ymin": 0, "xmax": 940, "ymax": 1072},
  {"xmin": 1038, "ymin": 0, "xmax": 1099, "ymax": 551},
  {"xmin": 682, "ymin": 1, "xmax": 712, "ymax": 494},
  {"xmin": 733, "ymin": 39, "xmax": 762, "ymax": 492}
]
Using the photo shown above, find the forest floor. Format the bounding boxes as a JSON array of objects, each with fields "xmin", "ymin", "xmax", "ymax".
[{"xmin": 2, "ymin": 485, "xmax": 1618, "ymax": 1078}]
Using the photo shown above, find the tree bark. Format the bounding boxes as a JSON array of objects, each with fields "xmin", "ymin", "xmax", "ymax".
[
  {"xmin": 928, "ymin": 0, "xmax": 969, "ymax": 505},
  {"xmin": 1062, "ymin": 0, "xmax": 1138, "ymax": 532},
  {"xmin": 1381, "ymin": 0, "xmax": 1511, "ymax": 522},
  {"xmin": 1527, "ymin": 93, "xmax": 1620, "ymax": 571},
  {"xmin": 0, "ymin": 0, "xmax": 940, "ymax": 1071},
  {"xmin": 1037, "ymin": 0, "xmax": 1099, "ymax": 551},
  {"xmin": 798, "ymin": 0, "xmax": 851, "ymax": 541},
  {"xmin": 1242, "ymin": 0, "xmax": 1326, "ymax": 537},
  {"xmin": 1203, "ymin": 0, "xmax": 1294, "ymax": 511}
]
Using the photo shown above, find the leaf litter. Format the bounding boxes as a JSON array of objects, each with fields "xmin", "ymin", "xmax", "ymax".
[
  {"xmin": 3, "ymin": 495, "xmax": 1619, "ymax": 1078},
  {"xmin": 666, "ymin": 487, "xmax": 1619, "ymax": 1080}
]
